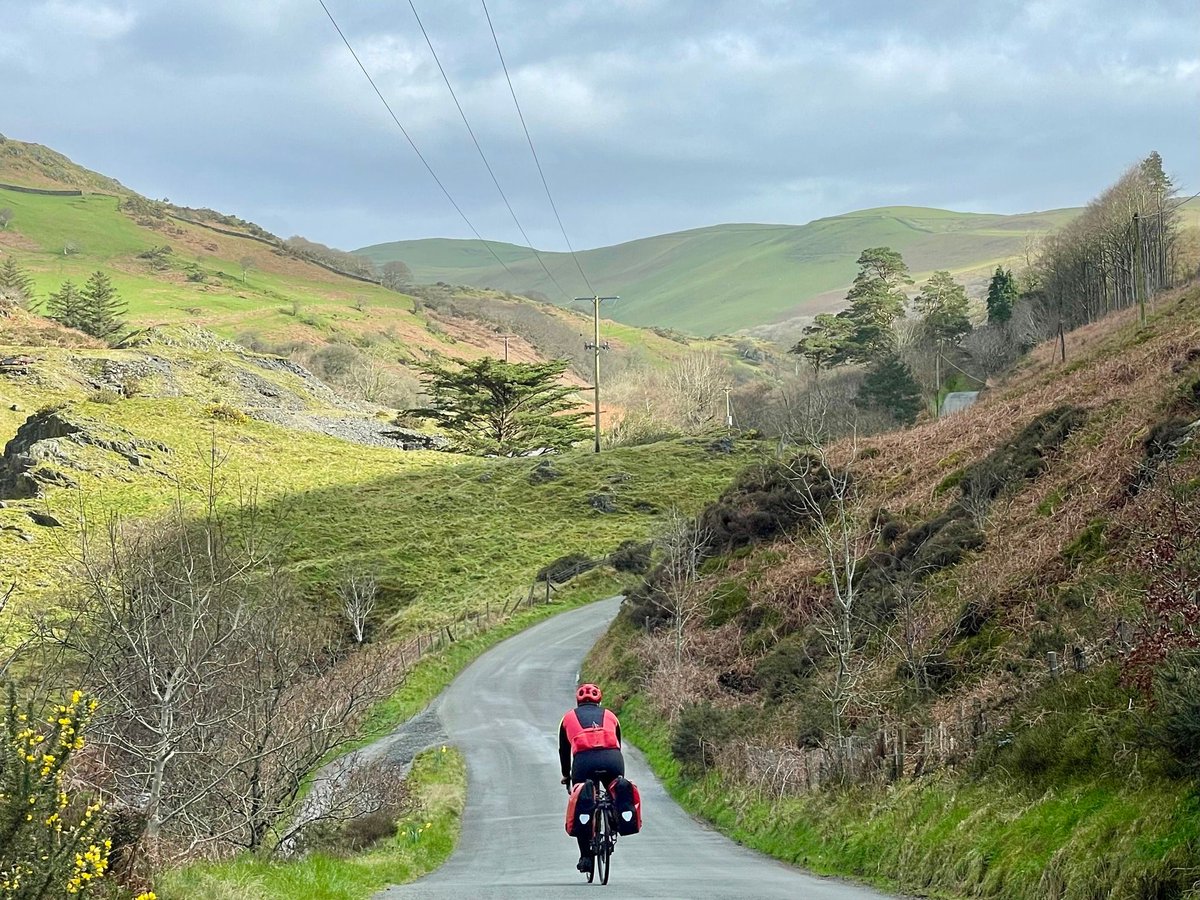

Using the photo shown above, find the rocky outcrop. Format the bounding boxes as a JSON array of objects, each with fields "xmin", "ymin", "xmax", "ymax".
[{"xmin": 0, "ymin": 407, "xmax": 169, "ymax": 499}]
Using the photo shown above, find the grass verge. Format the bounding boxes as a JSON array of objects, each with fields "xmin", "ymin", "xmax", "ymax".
[
  {"xmin": 605, "ymin": 689, "xmax": 1200, "ymax": 900},
  {"xmin": 159, "ymin": 746, "xmax": 466, "ymax": 900}
]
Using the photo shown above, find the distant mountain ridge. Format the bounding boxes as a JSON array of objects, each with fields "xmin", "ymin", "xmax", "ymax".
[{"xmin": 357, "ymin": 205, "xmax": 1082, "ymax": 334}]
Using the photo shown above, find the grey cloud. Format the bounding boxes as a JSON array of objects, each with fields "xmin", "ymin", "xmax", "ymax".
[{"xmin": 0, "ymin": 0, "xmax": 1196, "ymax": 253}]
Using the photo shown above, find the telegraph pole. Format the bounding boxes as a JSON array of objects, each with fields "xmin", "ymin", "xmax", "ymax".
[
  {"xmin": 723, "ymin": 387, "xmax": 733, "ymax": 435},
  {"xmin": 577, "ymin": 295, "xmax": 619, "ymax": 453}
]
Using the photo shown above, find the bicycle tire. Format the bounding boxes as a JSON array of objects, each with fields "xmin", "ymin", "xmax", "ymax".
[{"xmin": 598, "ymin": 804, "xmax": 613, "ymax": 885}]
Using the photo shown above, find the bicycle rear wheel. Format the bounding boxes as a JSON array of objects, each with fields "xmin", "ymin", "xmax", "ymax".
[{"xmin": 597, "ymin": 809, "xmax": 612, "ymax": 885}]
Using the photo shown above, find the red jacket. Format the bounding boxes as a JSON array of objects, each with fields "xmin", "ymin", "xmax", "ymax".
[{"xmin": 559, "ymin": 703, "xmax": 621, "ymax": 777}]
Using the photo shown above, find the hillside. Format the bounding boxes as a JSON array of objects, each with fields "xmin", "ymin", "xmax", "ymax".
[
  {"xmin": 0, "ymin": 310, "xmax": 756, "ymax": 627},
  {"xmin": 358, "ymin": 207, "xmax": 1082, "ymax": 335},
  {"xmin": 588, "ymin": 280, "xmax": 1200, "ymax": 897},
  {"xmin": 0, "ymin": 135, "xmax": 741, "ymax": 391}
]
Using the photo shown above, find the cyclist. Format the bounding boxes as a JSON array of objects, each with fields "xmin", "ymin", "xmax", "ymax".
[{"xmin": 559, "ymin": 682, "xmax": 624, "ymax": 872}]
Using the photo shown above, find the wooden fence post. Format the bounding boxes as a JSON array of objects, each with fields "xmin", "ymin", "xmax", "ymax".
[{"xmin": 1047, "ymin": 651, "xmax": 1061, "ymax": 679}]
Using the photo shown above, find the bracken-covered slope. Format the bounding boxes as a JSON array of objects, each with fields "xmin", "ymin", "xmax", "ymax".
[{"xmin": 589, "ymin": 281, "xmax": 1200, "ymax": 898}]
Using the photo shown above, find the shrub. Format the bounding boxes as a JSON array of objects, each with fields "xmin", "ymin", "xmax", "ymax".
[
  {"xmin": 1154, "ymin": 651, "xmax": 1200, "ymax": 775},
  {"xmin": 88, "ymin": 388, "xmax": 122, "ymax": 405},
  {"xmin": 960, "ymin": 405, "xmax": 1086, "ymax": 502},
  {"xmin": 670, "ymin": 702, "xmax": 757, "ymax": 772},
  {"xmin": 754, "ymin": 632, "xmax": 821, "ymax": 699},
  {"xmin": 0, "ymin": 685, "xmax": 112, "ymax": 898},
  {"xmin": 206, "ymin": 403, "xmax": 247, "ymax": 424},
  {"xmin": 697, "ymin": 455, "xmax": 833, "ymax": 555},
  {"xmin": 610, "ymin": 540, "xmax": 651, "ymax": 575}
]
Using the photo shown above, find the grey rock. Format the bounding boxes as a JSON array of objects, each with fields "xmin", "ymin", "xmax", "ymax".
[
  {"xmin": 27, "ymin": 511, "xmax": 62, "ymax": 527},
  {"xmin": 707, "ymin": 436, "xmax": 736, "ymax": 453},
  {"xmin": 527, "ymin": 460, "xmax": 561, "ymax": 485},
  {"xmin": 588, "ymin": 492, "xmax": 618, "ymax": 513},
  {"xmin": 1, "ymin": 407, "xmax": 165, "ymax": 500}
]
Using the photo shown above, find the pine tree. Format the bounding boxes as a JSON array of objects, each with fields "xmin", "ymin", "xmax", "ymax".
[
  {"xmin": 79, "ymin": 270, "xmax": 126, "ymax": 338},
  {"xmin": 45, "ymin": 280, "xmax": 88, "ymax": 331},
  {"xmin": 0, "ymin": 256, "xmax": 35, "ymax": 306},
  {"xmin": 985, "ymin": 266, "xmax": 1017, "ymax": 324},
  {"xmin": 841, "ymin": 247, "xmax": 912, "ymax": 362},
  {"xmin": 915, "ymin": 270, "xmax": 973, "ymax": 347},
  {"xmin": 790, "ymin": 313, "xmax": 855, "ymax": 377},
  {"xmin": 854, "ymin": 354, "xmax": 923, "ymax": 426}
]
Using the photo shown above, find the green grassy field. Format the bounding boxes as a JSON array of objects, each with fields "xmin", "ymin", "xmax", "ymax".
[
  {"xmin": 0, "ymin": 336, "xmax": 754, "ymax": 628},
  {"xmin": 358, "ymin": 206, "xmax": 1099, "ymax": 334}
]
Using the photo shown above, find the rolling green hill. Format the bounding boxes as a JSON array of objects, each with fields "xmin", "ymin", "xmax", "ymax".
[
  {"xmin": 359, "ymin": 202, "xmax": 1200, "ymax": 335},
  {"xmin": 0, "ymin": 136, "xmax": 747, "ymax": 391},
  {"xmin": 357, "ymin": 207, "xmax": 1082, "ymax": 334}
]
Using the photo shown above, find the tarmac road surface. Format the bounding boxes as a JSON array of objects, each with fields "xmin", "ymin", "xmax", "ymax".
[{"xmin": 376, "ymin": 596, "xmax": 896, "ymax": 899}]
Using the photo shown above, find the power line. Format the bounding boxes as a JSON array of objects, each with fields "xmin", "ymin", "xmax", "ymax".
[
  {"xmin": 480, "ymin": 0, "xmax": 596, "ymax": 296},
  {"xmin": 406, "ymin": 0, "xmax": 570, "ymax": 300},
  {"xmin": 316, "ymin": 0, "xmax": 515, "ymax": 277}
]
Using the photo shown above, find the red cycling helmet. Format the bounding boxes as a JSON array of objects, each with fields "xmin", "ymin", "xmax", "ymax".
[{"xmin": 576, "ymin": 683, "xmax": 603, "ymax": 704}]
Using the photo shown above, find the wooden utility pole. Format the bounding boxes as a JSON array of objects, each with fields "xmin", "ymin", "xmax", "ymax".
[
  {"xmin": 576, "ymin": 295, "xmax": 619, "ymax": 453},
  {"xmin": 723, "ymin": 386, "xmax": 732, "ymax": 434}
]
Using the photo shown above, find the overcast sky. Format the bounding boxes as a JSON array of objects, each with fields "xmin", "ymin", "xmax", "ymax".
[{"xmin": 2, "ymin": 0, "xmax": 1197, "ymax": 254}]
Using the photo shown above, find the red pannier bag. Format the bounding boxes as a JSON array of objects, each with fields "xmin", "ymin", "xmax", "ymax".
[
  {"xmin": 608, "ymin": 776, "xmax": 642, "ymax": 835},
  {"xmin": 564, "ymin": 780, "xmax": 596, "ymax": 836}
]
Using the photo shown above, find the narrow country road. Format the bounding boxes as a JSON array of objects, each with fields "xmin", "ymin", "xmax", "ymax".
[{"xmin": 376, "ymin": 597, "xmax": 896, "ymax": 900}]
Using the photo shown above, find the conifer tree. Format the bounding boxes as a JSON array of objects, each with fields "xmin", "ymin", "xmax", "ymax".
[
  {"xmin": 0, "ymin": 256, "xmax": 35, "ymax": 304},
  {"xmin": 840, "ymin": 247, "xmax": 912, "ymax": 362},
  {"xmin": 79, "ymin": 270, "xmax": 126, "ymax": 338},
  {"xmin": 417, "ymin": 357, "xmax": 590, "ymax": 455},
  {"xmin": 854, "ymin": 354, "xmax": 922, "ymax": 426},
  {"xmin": 46, "ymin": 280, "xmax": 91, "ymax": 331},
  {"xmin": 985, "ymin": 266, "xmax": 1017, "ymax": 324},
  {"xmin": 790, "ymin": 312, "xmax": 855, "ymax": 378},
  {"xmin": 915, "ymin": 270, "xmax": 973, "ymax": 347}
]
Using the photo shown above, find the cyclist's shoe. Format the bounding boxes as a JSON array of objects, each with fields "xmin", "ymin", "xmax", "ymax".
[{"xmin": 576, "ymin": 855, "xmax": 593, "ymax": 873}]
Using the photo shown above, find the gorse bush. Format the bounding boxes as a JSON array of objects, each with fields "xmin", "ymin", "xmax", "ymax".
[
  {"xmin": 0, "ymin": 685, "xmax": 111, "ymax": 899},
  {"xmin": 1154, "ymin": 651, "xmax": 1200, "ymax": 775}
]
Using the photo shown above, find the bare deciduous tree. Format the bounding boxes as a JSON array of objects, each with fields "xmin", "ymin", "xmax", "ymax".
[
  {"xmin": 338, "ymin": 570, "xmax": 379, "ymax": 644},
  {"xmin": 783, "ymin": 413, "xmax": 879, "ymax": 749},
  {"xmin": 43, "ymin": 459, "xmax": 394, "ymax": 860},
  {"xmin": 655, "ymin": 508, "xmax": 713, "ymax": 665},
  {"xmin": 666, "ymin": 350, "xmax": 729, "ymax": 431}
]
